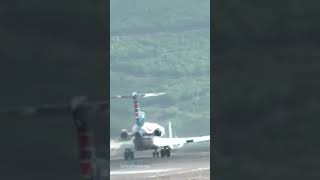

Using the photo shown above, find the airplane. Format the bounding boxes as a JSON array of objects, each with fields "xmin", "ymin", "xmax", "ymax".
[{"xmin": 111, "ymin": 92, "xmax": 210, "ymax": 160}]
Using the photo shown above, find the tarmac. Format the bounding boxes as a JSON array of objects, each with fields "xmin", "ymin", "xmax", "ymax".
[{"xmin": 107, "ymin": 142, "xmax": 210, "ymax": 180}]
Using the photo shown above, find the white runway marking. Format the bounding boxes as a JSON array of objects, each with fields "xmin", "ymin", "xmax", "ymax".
[
  {"xmin": 110, "ymin": 168, "xmax": 182, "ymax": 176},
  {"xmin": 147, "ymin": 167, "xmax": 210, "ymax": 178}
]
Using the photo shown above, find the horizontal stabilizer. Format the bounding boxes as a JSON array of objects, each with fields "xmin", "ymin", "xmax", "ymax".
[{"xmin": 111, "ymin": 92, "xmax": 166, "ymax": 99}]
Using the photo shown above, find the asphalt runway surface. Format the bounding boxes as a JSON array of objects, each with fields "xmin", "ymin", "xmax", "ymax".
[{"xmin": 108, "ymin": 142, "xmax": 210, "ymax": 180}]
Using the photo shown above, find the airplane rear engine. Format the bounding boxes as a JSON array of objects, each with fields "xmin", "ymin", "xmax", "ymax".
[
  {"xmin": 120, "ymin": 129, "xmax": 129, "ymax": 139},
  {"xmin": 154, "ymin": 128, "xmax": 162, "ymax": 136}
]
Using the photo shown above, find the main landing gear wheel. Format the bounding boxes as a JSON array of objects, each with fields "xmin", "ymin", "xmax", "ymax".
[
  {"xmin": 160, "ymin": 147, "xmax": 171, "ymax": 158},
  {"xmin": 124, "ymin": 148, "xmax": 134, "ymax": 160},
  {"xmin": 152, "ymin": 151, "xmax": 159, "ymax": 158},
  {"xmin": 153, "ymin": 148, "xmax": 159, "ymax": 158}
]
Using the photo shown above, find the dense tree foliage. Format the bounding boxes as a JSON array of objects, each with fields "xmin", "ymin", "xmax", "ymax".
[{"xmin": 110, "ymin": 0, "xmax": 210, "ymax": 137}]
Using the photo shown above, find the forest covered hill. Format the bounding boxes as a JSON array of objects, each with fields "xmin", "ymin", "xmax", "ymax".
[{"xmin": 110, "ymin": 0, "xmax": 210, "ymax": 137}]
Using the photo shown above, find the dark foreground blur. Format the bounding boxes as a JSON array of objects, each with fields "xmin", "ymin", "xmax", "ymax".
[
  {"xmin": 0, "ymin": 1, "xmax": 108, "ymax": 179},
  {"xmin": 214, "ymin": 1, "xmax": 320, "ymax": 179}
]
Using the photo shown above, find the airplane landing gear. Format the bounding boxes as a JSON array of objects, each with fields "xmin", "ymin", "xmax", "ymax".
[
  {"xmin": 160, "ymin": 146, "xmax": 171, "ymax": 157},
  {"xmin": 124, "ymin": 148, "xmax": 134, "ymax": 160},
  {"xmin": 152, "ymin": 148, "xmax": 159, "ymax": 158}
]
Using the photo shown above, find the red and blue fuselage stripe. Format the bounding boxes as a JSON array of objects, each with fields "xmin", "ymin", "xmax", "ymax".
[
  {"xmin": 133, "ymin": 97, "xmax": 141, "ymax": 126},
  {"xmin": 133, "ymin": 95, "xmax": 145, "ymax": 128}
]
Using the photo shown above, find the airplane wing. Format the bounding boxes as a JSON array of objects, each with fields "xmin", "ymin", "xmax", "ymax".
[
  {"xmin": 110, "ymin": 139, "xmax": 134, "ymax": 157},
  {"xmin": 110, "ymin": 140, "xmax": 133, "ymax": 150},
  {"xmin": 153, "ymin": 135, "xmax": 210, "ymax": 150}
]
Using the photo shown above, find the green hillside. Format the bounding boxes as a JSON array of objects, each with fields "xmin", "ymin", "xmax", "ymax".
[{"xmin": 110, "ymin": 0, "xmax": 210, "ymax": 137}]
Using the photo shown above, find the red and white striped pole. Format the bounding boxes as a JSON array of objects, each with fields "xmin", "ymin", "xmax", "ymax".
[
  {"xmin": 77, "ymin": 127, "xmax": 96, "ymax": 180},
  {"xmin": 71, "ymin": 101, "xmax": 97, "ymax": 180}
]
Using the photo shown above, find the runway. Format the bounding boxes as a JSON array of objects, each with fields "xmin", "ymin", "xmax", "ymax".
[{"xmin": 108, "ymin": 142, "xmax": 210, "ymax": 180}]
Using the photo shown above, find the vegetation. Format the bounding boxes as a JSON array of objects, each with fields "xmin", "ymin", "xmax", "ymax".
[
  {"xmin": 110, "ymin": 0, "xmax": 210, "ymax": 137},
  {"xmin": 111, "ymin": 0, "xmax": 209, "ymax": 35}
]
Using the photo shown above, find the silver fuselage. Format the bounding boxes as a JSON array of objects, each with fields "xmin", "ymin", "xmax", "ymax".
[{"xmin": 133, "ymin": 134, "xmax": 156, "ymax": 151}]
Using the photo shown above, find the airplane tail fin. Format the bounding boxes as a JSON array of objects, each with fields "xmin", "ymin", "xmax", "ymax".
[
  {"xmin": 111, "ymin": 92, "xmax": 166, "ymax": 129},
  {"xmin": 168, "ymin": 121, "xmax": 173, "ymax": 138}
]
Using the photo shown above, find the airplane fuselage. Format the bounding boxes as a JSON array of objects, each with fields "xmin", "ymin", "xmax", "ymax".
[
  {"xmin": 131, "ymin": 122, "xmax": 165, "ymax": 151},
  {"xmin": 131, "ymin": 122, "xmax": 166, "ymax": 137},
  {"xmin": 133, "ymin": 135, "xmax": 156, "ymax": 151}
]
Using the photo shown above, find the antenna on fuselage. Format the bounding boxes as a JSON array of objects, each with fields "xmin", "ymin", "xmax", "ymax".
[{"xmin": 168, "ymin": 121, "xmax": 173, "ymax": 138}]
